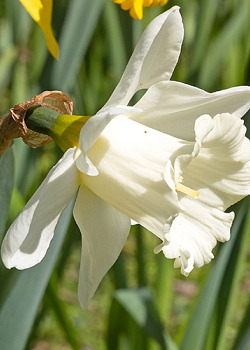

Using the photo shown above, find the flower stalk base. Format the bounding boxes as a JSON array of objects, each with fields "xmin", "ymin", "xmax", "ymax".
[{"xmin": 26, "ymin": 106, "xmax": 91, "ymax": 152}]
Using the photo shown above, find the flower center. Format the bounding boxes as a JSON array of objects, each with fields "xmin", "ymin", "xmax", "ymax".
[{"xmin": 175, "ymin": 176, "xmax": 199, "ymax": 199}]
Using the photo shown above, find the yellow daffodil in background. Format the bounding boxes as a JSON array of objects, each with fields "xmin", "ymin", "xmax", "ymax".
[
  {"xmin": 19, "ymin": 0, "xmax": 59, "ymax": 59},
  {"xmin": 112, "ymin": 0, "xmax": 169, "ymax": 19}
]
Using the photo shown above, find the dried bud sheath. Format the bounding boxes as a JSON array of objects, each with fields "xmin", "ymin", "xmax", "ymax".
[{"xmin": 0, "ymin": 91, "xmax": 73, "ymax": 159}]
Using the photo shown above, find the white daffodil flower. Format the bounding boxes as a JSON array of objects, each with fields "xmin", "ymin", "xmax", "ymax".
[{"xmin": 2, "ymin": 6, "xmax": 250, "ymax": 310}]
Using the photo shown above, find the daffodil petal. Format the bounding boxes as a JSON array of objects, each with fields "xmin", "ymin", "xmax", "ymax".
[
  {"xmin": 164, "ymin": 114, "xmax": 214, "ymax": 189},
  {"xmin": 158, "ymin": 201, "xmax": 234, "ymax": 276},
  {"xmin": 132, "ymin": 81, "xmax": 250, "ymax": 140},
  {"xmin": 75, "ymin": 148, "xmax": 99, "ymax": 177},
  {"xmin": 19, "ymin": 0, "xmax": 59, "ymax": 59},
  {"xmin": 112, "ymin": 0, "xmax": 168, "ymax": 19},
  {"xmin": 73, "ymin": 185, "xmax": 131, "ymax": 310},
  {"xmin": 100, "ymin": 6, "xmax": 183, "ymax": 111},
  {"xmin": 76, "ymin": 106, "xmax": 141, "ymax": 176},
  {"xmin": 157, "ymin": 112, "xmax": 250, "ymax": 275},
  {"xmin": 81, "ymin": 116, "xmax": 183, "ymax": 241},
  {"xmin": 182, "ymin": 113, "xmax": 250, "ymax": 211},
  {"xmin": 80, "ymin": 106, "xmax": 140, "ymax": 153},
  {"xmin": 131, "ymin": 0, "xmax": 143, "ymax": 20},
  {"xmin": 1, "ymin": 148, "xmax": 79, "ymax": 269}
]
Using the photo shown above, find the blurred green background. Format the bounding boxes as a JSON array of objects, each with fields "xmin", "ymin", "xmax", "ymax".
[{"xmin": 1, "ymin": 0, "xmax": 250, "ymax": 349}]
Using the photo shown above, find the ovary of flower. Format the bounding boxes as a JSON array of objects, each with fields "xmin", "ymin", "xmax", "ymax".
[
  {"xmin": 2, "ymin": 7, "xmax": 250, "ymax": 311},
  {"xmin": 175, "ymin": 176, "xmax": 199, "ymax": 199}
]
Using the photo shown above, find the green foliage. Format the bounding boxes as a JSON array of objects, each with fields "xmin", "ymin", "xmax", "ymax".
[
  {"xmin": 0, "ymin": 202, "xmax": 74, "ymax": 350},
  {"xmin": 51, "ymin": 0, "xmax": 105, "ymax": 93},
  {"xmin": 0, "ymin": 0, "xmax": 250, "ymax": 349},
  {"xmin": 109, "ymin": 287, "xmax": 178, "ymax": 350},
  {"xmin": 180, "ymin": 202, "xmax": 249, "ymax": 350},
  {"xmin": 0, "ymin": 147, "xmax": 14, "ymax": 241}
]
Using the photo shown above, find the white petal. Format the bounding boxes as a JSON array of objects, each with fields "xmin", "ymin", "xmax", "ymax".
[
  {"xmin": 202, "ymin": 113, "xmax": 250, "ymax": 162},
  {"xmin": 1, "ymin": 148, "xmax": 79, "ymax": 269},
  {"xmin": 157, "ymin": 113, "xmax": 250, "ymax": 275},
  {"xmin": 80, "ymin": 106, "xmax": 140, "ymax": 153},
  {"xmin": 158, "ymin": 199, "xmax": 234, "ymax": 276},
  {"xmin": 100, "ymin": 7, "xmax": 183, "ymax": 110},
  {"xmin": 81, "ymin": 116, "xmax": 184, "ymax": 241},
  {"xmin": 182, "ymin": 114, "xmax": 250, "ymax": 211},
  {"xmin": 75, "ymin": 148, "xmax": 99, "ymax": 177},
  {"xmin": 132, "ymin": 81, "xmax": 250, "ymax": 140},
  {"xmin": 76, "ymin": 106, "xmax": 141, "ymax": 176},
  {"xmin": 164, "ymin": 114, "xmax": 214, "ymax": 189},
  {"xmin": 73, "ymin": 185, "xmax": 131, "ymax": 310},
  {"xmin": 131, "ymin": 219, "xmax": 139, "ymax": 225}
]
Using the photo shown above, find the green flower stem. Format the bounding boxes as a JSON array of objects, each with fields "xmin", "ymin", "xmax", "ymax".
[
  {"xmin": 26, "ymin": 106, "xmax": 61, "ymax": 137},
  {"xmin": 26, "ymin": 106, "xmax": 90, "ymax": 151}
]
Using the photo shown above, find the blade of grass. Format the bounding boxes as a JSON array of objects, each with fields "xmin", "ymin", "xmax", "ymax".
[
  {"xmin": 103, "ymin": 0, "xmax": 127, "ymax": 82},
  {"xmin": 224, "ymin": 12, "xmax": 250, "ymax": 87},
  {"xmin": 5, "ymin": 0, "xmax": 33, "ymax": 45},
  {"xmin": 198, "ymin": 0, "xmax": 250, "ymax": 89},
  {"xmin": 0, "ymin": 45, "xmax": 17, "ymax": 94},
  {"xmin": 114, "ymin": 287, "xmax": 179, "ymax": 350},
  {"xmin": 180, "ymin": 201, "xmax": 248, "ymax": 350},
  {"xmin": 0, "ymin": 147, "xmax": 14, "ymax": 241},
  {"xmin": 112, "ymin": 253, "xmax": 128, "ymax": 290},
  {"xmin": 0, "ymin": 201, "xmax": 74, "ymax": 350},
  {"xmin": 153, "ymin": 254, "xmax": 174, "ymax": 323},
  {"xmin": 11, "ymin": 59, "xmax": 28, "ymax": 106},
  {"xmin": 135, "ymin": 225, "xmax": 147, "ymax": 287},
  {"xmin": 212, "ymin": 201, "xmax": 250, "ymax": 350},
  {"xmin": 232, "ymin": 300, "xmax": 250, "ymax": 350},
  {"xmin": 44, "ymin": 273, "xmax": 81, "ymax": 350},
  {"xmin": 30, "ymin": 25, "xmax": 49, "ymax": 84},
  {"xmin": 51, "ymin": 0, "xmax": 104, "ymax": 93},
  {"xmin": 188, "ymin": 0, "xmax": 219, "ymax": 75},
  {"xmin": 106, "ymin": 297, "xmax": 131, "ymax": 350}
]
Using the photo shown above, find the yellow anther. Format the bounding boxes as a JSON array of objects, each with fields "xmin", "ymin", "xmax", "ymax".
[
  {"xmin": 178, "ymin": 176, "xmax": 184, "ymax": 183},
  {"xmin": 175, "ymin": 177, "xmax": 199, "ymax": 199}
]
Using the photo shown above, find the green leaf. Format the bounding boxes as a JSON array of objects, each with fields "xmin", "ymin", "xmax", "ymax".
[
  {"xmin": 135, "ymin": 225, "xmax": 147, "ymax": 287},
  {"xmin": 180, "ymin": 202, "xmax": 248, "ymax": 350},
  {"xmin": 0, "ymin": 45, "xmax": 17, "ymax": 93},
  {"xmin": 211, "ymin": 202, "xmax": 250, "ymax": 350},
  {"xmin": 11, "ymin": 60, "xmax": 28, "ymax": 106},
  {"xmin": 232, "ymin": 301, "xmax": 250, "ymax": 350},
  {"xmin": 198, "ymin": 0, "xmax": 250, "ymax": 89},
  {"xmin": 188, "ymin": 0, "xmax": 219, "ymax": 75},
  {"xmin": 231, "ymin": 205, "xmax": 250, "ymax": 350},
  {"xmin": 30, "ymin": 25, "xmax": 49, "ymax": 83},
  {"xmin": 0, "ymin": 147, "xmax": 14, "ymax": 242},
  {"xmin": 12, "ymin": 139, "xmax": 42, "ymax": 200},
  {"xmin": 103, "ymin": 0, "xmax": 127, "ymax": 82},
  {"xmin": 44, "ymin": 273, "xmax": 81, "ymax": 350},
  {"xmin": 112, "ymin": 252, "xmax": 128, "ymax": 290},
  {"xmin": 5, "ymin": 0, "xmax": 33, "ymax": 45},
  {"xmin": 0, "ymin": 201, "xmax": 74, "ymax": 350},
  {"xmin": 153, "ymin": 254, "xmax": 174, "ymax": 324},
  {"xmin": 106, "ymin": 297, "xmax": 131, "ymax": 350},
  {"xmin": 114, "ymin": 287, "xmax": 179, "ymax": 350},
  {"xmin": 51, "ymin": 0, "xmax": 105, "ymax": 93}
]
